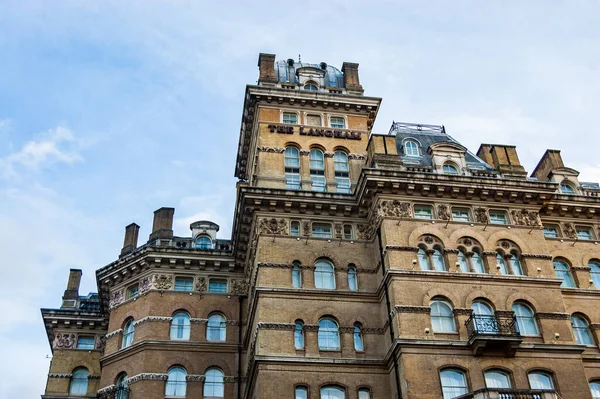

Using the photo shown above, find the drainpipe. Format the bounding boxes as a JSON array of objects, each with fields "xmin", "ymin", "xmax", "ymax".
[
  {"xmin": 377, "ymin": 227, "xmax": 403, "ymax": 399},
  {"xmin": 237, "ymin": 296, "xmax": 243, "ymax": 399}
]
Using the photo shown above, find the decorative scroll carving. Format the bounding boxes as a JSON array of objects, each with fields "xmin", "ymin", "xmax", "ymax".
[
  {"xmin": 196, "ymin": 277, "xmax": 207, "ymax": 292},
  {"xmin": 133, "ymin": 316, "xmax": 172, "ymax": 326},
  {"xmin": 562, "ymin": 223, "xmax": 578, "ymax": 239},
  {"xmin": 230, "ymin": 279, "xmax": 249, "ymax": 296},
  {"xmin": 394, "ymin": 305, "xmax": 430, "ymax": 314},
  {"xmin": 153, "ymin": 274, "xmax": 173, "ymax": 290},
  {"xmin": 257, "ymin": 146, "xmax": 285, "ymax": 153},
  {"xmin": 356, "ymin": 224, "xmax": 375, "ymax": 241},
  {"xmin": 258, "ymin": 322, "xmax": 295, "ymax": 330},
  {"xmin": 348, "ymin": 153, "xmax": 367, "ymax": 160},
  {"xmin": 511, "ymin": 209, "xmax": 542, "ymax": 227},
  {"xmin": 302, "ymin": 221, "xmax": 311, "ymax": 236},
  {"xmin": 105, "ymin": 329, "xmax": 122, "ymax": 339},
  {"xmin": 53, "ymin": 333, "xmax": 76, "ymax": 349},
  {"xmin": 186, "ymin": 375, "xmax": 205, "ymax": 382},
  {"xmin": 474, "ymin": 207, "xmax": 489, "ymax": 224},
  {"xmin": 379, "ymin": 200, "xmax": 412, "ymax": 218},
  {"xmin": 257, "ymin": 262, "xmax": 290, "ymax": 268},
  {"xmin": 259, "ymin": 218, "xmax": 287, "ymax": 235},
  {"xmin": 385, "ymin": 245, "xmax": 419, "ymax": 252},
  {"xmin": 521, "ymin": 253, "xmax": 553, "ymax": 259},
  {"xmin": 109, "ymin": 290, "xmax": 124, "ymax": 309},
  {"xmin": 139, "ymin": 276, "xmax": 152, "ymax": 294},
  {"xmin": 437, "ymin": 204, "xmax": 451, "ymax": 221},
  {"xmin": 126, "ymin": 373, "xmax": 168, "ymax": 385},
  {"xmin": 535, "ymin": 312, "xmax": 570, "ymax": 320}
]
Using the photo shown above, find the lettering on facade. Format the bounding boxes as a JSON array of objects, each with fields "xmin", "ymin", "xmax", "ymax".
[{"xmin": 267, "ymin": 124, "xmax": 362, "ymax": 140}]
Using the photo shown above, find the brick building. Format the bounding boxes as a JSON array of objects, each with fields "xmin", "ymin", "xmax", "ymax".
[{"xmin": 41, "ymin": 53, "xmax": 600, "ymax": 399}]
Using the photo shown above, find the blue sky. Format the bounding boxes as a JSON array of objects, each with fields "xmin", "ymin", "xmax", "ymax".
[{"xmin": 1, "ymin": 1, "xmax": 600, "ymax": 397}]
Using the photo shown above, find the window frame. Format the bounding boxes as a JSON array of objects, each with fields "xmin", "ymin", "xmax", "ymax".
[
  {"xmin": 292, "ymin": 262, "xmax": 302, "ymax": 288},
  {"xmin": 543, "ymin": 225, "xmax": 560, "ymax": 238},
  {"xmin": 320, "ymin": 386, "xmax": 346, "ymax": 399},
  {"xmin": 430, "ymin": 299, "xmax": 457, "ymax": 333},
  {"xmin": 126, "ymin": 283, "xmax": 139, "ymax": 299},
  {"xmin": 442, "ymin": 162, "xmax": 460, "ymax": 175},
  {"xmin": 414, "ymin": 205, "xmax": 434, "ymax": 220},
  {"xmin": 439, "ymin": 368, "xmax": 469, "ymax": 399},
  {"xmin": 195, "ymin": 235, "xmax": 212, "ymax": 250},
  {"xmin": 404, "ymin": 140, "xmax": 420, "ymax": 157},
  {"xmin": 309, "ymin": 148, "xmax": 326, "ymax": 192},
  {"xmin": 122, "ymin": 319, "xmax": 135, "ymax": 348},
  {"xmin": 290, "ymin": 220, "xmax": 301, "ymax": 236},
  {"xmin": 174, "ymin": 276, "xmax": 194, "ymax": 292},
  {"xmin": 76, "ymin": 335, "xmax": 96, "ymax": 350},
  {"xmin": 282, "ymin": 112, "xmax": 299, "ymax": 125},
  {"xmin": 353, "ymin": 322, "xmax": 364, "ymax": 351},
  {"xmin": 69, "ymin": 367, "xmax": 89, "ymax": 395},
  {"xmin": 207, "ymin": 313, "xmax": 227, "ymax": 342},
  {"xmin": 484, "ymin": 369, "xmax": 512, "ymax": 389},
  {"xmin": 318, "ymin": 317, "xmax": 341, "ymax": 351},
  {"xmin": 560, "ymin": 182, "xmax": 576, "ymax": 195},
  {"xmin": 527, "ymin": 370, "xmax": 555, "ymax": 391},
  {"xmin": 165, "ymin": 366, "xmax": 187, "ymax": 397},
  {"xmin": 329, "ymin": 116, "xmax": 346, "ymax": 129},
  {"xmin": 348, "ymin": 265, "xmax": 358, "ymax": 291},
  {"xmin": 590, "ymin": 380, "xmax": 600, "ymax": 399},
  {"xmin": 357, "ymin": 388, "xmax": 372, "ymax": 399},
  {"xmin": 312, "ymin": 223, "xmax": 333, "ymax": 239},
  {"xmin": 451, "ymin": 208, "xmax": 471, "ymax": 223},
  {"xmin": 314, "ymin": 260, "xmax": 336, "ymax": 289},
  {"xmin": 589, "ymin": 261, "xmax": 600, "ymax": 289},
  {"xmin": 334, "ymin": 150, "xmax": 351, "ymax": 193},
  {"xmin": 208, "ymin": 278, "xmax": 228, "ymax": 293},
  {"xmin": 553, "ymin": 259, "xmax": 576, "ymax": 288},
  {"xmin": 284, "ymin": 146, "xmax": 301, "ymax": 190},
  {"xmin": 304, "ymin": 82, "xmax": 319, "ymax": 91},
  {"xmin": 512, "ymin": 302, "xmax": 539, "ymax": 336},
  {"xmin": 170, "ymin": 312, "xmax": 191, "ymax": 340},
  {"xmin": 204, "ymin": 368, "xmax": 225, "ymax": 398},
  {"xmin": 572, "ymin": 314, "xmax": 595, "ymax": 345},
  {"xmin": 576, "ymin": 226, "xmax": 594, "ymax": 240},
  {"xmin": 295, "ymin": 385, "xmax": 309, "ymax": 399},
  {"xmin": 489, "ymin": 210, "xmax": 508, "ymax": 225},
  {"xmin": 294, "ymin": 320, "xmax": 305, "ymax": 350}
]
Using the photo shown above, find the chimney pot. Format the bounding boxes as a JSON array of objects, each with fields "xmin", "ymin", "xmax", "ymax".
[
  {"xmin": 257, "ymin": 53, "xmax": 277, "ymax": 85},
  {"xmin": 149, "ymin": 207, "xmax": 175, "ymax": 241},
  {"xmin": 120, "ymin": 223, "xmax": 140, "ymax": 257}
]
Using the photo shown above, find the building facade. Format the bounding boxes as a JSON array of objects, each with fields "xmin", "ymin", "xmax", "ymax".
[{"xmin": 41, "ymin": 53, "xmax": 600, "ymax": 399}]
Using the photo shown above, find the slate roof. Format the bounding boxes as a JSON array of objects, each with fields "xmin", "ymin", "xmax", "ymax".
[{"xmin": 274, "ymin": 60, "xmax": 345, "ymax": 88}]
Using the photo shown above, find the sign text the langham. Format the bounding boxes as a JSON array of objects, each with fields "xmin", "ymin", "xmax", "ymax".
[{"xmin": 267, "ymin": 124, "xmax": 362, "ymax": 140}]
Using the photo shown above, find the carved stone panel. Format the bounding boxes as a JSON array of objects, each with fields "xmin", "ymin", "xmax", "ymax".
[
  {"xmin": 437, "ymin": 204, "xmax": 451, "ymax": 220},
  {"xmin": 379, "ymin": 200, "xmax": 412, "ymax": 218},
  {"xmin": 153, "ymin": 274, "xmax": 173, "ymax": 290},
  {"xmin": 511, "ymin": 209, "xmax": 542, "ymax": 227},
  {"xmin": 139, "ymin": 276, "xmax": 152, "ymax": 294},
  {"xmin": 474, "ymin": 207, "xmax": 489, "ymax": 224},
  {"xmin": 53, "ymin": 333, "xmax": 76, "ymax": 349},
  {"xmin": 109, "ymin": 289, "xmax": 124, "ymax": 309},
  {"xmin": 230, "ymin": 279, "xmax": 249, "ymax": 296},
  {"xmin": 196, "ymin": 277, "xmax": 207, "ymax": 293},
  {"xmin": 562, "ymin": 223, "xmax": 577, "ymax": 239},
  {"xmin": 259, "ymin": 218, "xmax": 287, "ymax": 235}
]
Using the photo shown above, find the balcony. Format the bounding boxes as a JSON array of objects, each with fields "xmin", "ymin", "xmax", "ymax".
[
  {"xmin": 455, "ymin": 388, "xmax": 558, "ymax": 398},
  {"xmin": 465, "ymin": 312, "xmax": 522, "ymax": 356}
]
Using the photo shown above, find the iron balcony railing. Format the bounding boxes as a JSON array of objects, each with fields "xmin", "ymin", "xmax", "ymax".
[
  {"xmin": 454, "ymin": 388, "xmax": 558, "ymax": 399},
  {"xmin": 97, "ymin": 386, "xmax": 130, "ymax": 399},
  {"xmin": 465, "ymin": 313, "xmax": 520, "ymax": 339}
]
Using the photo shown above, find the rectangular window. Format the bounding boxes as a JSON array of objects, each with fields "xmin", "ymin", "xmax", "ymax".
[
  {"xmin": 343, "ymin": 225, "xmax": 353, "ymax": 240},
  {"xmin": 414, "ymin": 205, "xmax": 433, "ymax": 219},
  {"xmin": 76, "ymin": 336, "xmax": 95, "ymax": 350},
  {"xmin": 311, "ymin": 176, "xmax": 326, "ymax": 192},
  {"xmin": 127, "ymin": 284, "xmax": 139, "ymax": 299},
  {"xmin": 452, "ymin": 208, "xmax": 471, "ymax": 222},
  {"xmin": 285, "ymin": 173, "xmax": 301, "ymax": 190},
  {"xmin": 208, "ymin": 279, "xmax": 228, "ymax": 293},
  {"xmin": 335, "ymin": 177, "xmax": 351, "ymax": 193},
  {"xmin": 282, "ymin": 112, "xmax": 297, "ymax": 124},
  {"xmin": 489, "ymin": 210, "xmax": 508, "ymax": 225},
  {"xmin": 306, "ymin": 114, "xmax": 322, "ymax": 126},
  {"xmin": 543, "ymin": 226, "xmax": 559, "ymax": 238},
  {"xmin": 330, "ymin": 116, "xmax": 345, "ymax": 129},
  {"xmin": 577, "ymin": 227, "xmax": 594, "ymax": 240},
  {"xmin": 290, "ymin": 221, "xmax": 300, "ymax": 236},
  {"xmin": 312, "ymin": 223, "xmax": 332, "ymax": 238},
  {"xmin": 174, "ymin": 277, "xmax": 194, "ymax": 292}
]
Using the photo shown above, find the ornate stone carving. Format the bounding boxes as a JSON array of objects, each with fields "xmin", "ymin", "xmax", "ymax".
[
  {"xmin": 302, "ymin": 221, "xmax": 311, "ymax": 236},
  {"xmin": 153, "ymin": 274, "xmax": 173, "ymax": 290},
  {"xmin": 133, "ymin": 316, "xmax": 172, "ymax": 326},
  {"xmin": 324, "ymin": 151, "xmax": 335, "ymax": 158},
  {"xmin": 96, "ymin": 335, "xmax": 106, "ymax": 352},
  {"xmin": 230, "ymin": 279, "xmax": 249, "ymax": 295},
  {"xmin": 474, "ymin": 207, "xmax": 489, "ymax": 224},
  {"xmin": 348, "ymin": 153, "xmax": 367, "ymax": 160},
  {"xmin": 139, "ymin": 276, "xmax": 152, "ymax": 294},
  {"xmin": 363, "ymin": 327, "xmax": 386, "ymax": 335},
  {"xmin": 48, "ymin": 373, "xmax": 72, "ymax": 378},
  {"xmin": 453, "ymin": 308, "xmax": 473, "ymax": 316},
  {"xmin": 535, "ymin": 312, "xmax": 570, "ymax": 320},
  {"xmin": 573, "ymin": 266, "xmax": 592, "ymax": 271},
  {"xmin": 257, "ymin": 262, "xmax": 290, "ymax": 268},
  {"xmin": 378, "ymin": 200, "xmax": 412, "ymax": 218},
  {"xmin": 258, "ymin": 322, "xmax": 295, "ymax": 330},
  {"xmin": 356, "ymin": 223, "xmax": 375, "ymax": 241},
  {"xmin": 257, "ymin": 146, "xmax": 285, "ymax": 153},
  {"xmin": 394, "ymin": 305, "xmax": 431, "ymax": 314},
  {"xmin": 259, "ymin": 218, "xmax": 287, "ymax": 235},
  {"xmin": 304, "ymin": 324, "xmax": 319, "ymax": 332},
  {"xmin": 511, "ymin": 209, "xmax": 542, "ymax": 227},
  {"xmin": 196, "ymin": 277, "xmax": 207, "ymax": 292},
  {"xmin": 109, "ymin": 289, "xmax": 124, "ymax": 309},
  {"xmin": 190, "ymin": 318, "xmax": 208, "ymax": 324},
  {"xmin": 339, "ymin": 326, "xmax": 354, "ymax": 333},
  {"xmin": 105, "ymin": 329, "xmax": 122, "ymax": 339},
  {"xmin": 53, "ymin": 333, "xmax": 76, "ymax": 349},
  {"xmin": 186, "ymin": 375, "xmax": 205, "ymax": 382},
  {"xmin": 126, "ymin": 373, "xmax": 168, "ymax": 385},
  {"xmin": 334, "ymin": 223, "xmax": 343, "ymax": 238},
  {"xmin": 562, "ymin": 223, "xmax": 578, "ymax": 239},
  {"xmin": 437, "ymin": 204, "xmax": 451, "ymax": 220},
  {"xmin": 385, "ymin": 245, "xmax": 419, "ymax": 252},
  {"xmin": 299, "ymin": 149, "xmax": 310, "ymax": 156}
]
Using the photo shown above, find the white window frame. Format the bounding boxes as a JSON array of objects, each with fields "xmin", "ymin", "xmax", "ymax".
[
  {"xmin": 208, "ymin": 279, "xmax": 228, "ymax": 293},
  {"xmin": 489, "ymin": 210, "xmax": 508, "ymax": 225},
  {"xmin": 329, "ymin": 115, "xmax": 346, "ymax": 129},
  {"xmin": 452, "ymin": 208, "xmax": 471, "ymax": 222},
  {"xmin": 282, "ymin": 111, "xmax": 299, "ymax": 124}
]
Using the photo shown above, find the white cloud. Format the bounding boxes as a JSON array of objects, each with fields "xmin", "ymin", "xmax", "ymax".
[{"xmin": 0, "ymin": 126, "xmax": 86, "ymax": 177}]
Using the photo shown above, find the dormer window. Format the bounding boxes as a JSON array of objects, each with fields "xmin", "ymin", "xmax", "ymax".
[
  {"xmin": 442, "ymin": 163, "xmax": 459, "ymax": 175},
  {"xmin": 404, "ymin": 141, "xmax": 419, "ymax": 157},
  {"xmin": 303, "ymin": 82, "xmax": 319, "ymax": 91},
  {"xmin": 560, "ymin": 182, "xmax": 576, "ymax": 195},
  {"xmin": 196, "ymin": 236, "xmax": 212, "ymax": 250}
]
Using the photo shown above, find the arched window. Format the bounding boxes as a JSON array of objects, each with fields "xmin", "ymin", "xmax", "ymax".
[
  {"xmin": 484, "ymin": 370, "xmax": 511, "ymax": 389},
  {"xmin": 553, "ymin": 259, "xmax": 576, "ymax": 288},
  {"xmin": 442, "ymin": 163, "xmax": 459, "ymax": 175},
  {"xmin": 314, "ymin": 260, "xmax": 335, "ymax": 289},
  {"xmin": 309, "ymin": 148, "xmax": 326, "ymax": 192},
  {"xmin": 122, "ymin": 319, "xmax": 134, "ymax": 348},
  {"xmin": 196, "ymin": 236, "xmax": 212, "ymax": 250},
  {"xmin": 457, "ymin": 237, "xmax": 486, "ymax": 273},
  {"xmin": 357, "ymin": 388, "xmax": 371, "ymax": 399},
  {"xmin": 404, "ymin": 140, "xmax": 419, "ymax": 157},
  {"xmin": 334, "ymin": 150, "xmax": 351, "ymax": 193},
  {"xmin": 318, "ymin": 317, "xmax": 340, "ymax": 350},
  {"xmin": 528, "ymin": 371, "xmax": 555, "ymax": 390},
  {"xmin": 321, "ymin": 386, "xmax": 345, "ymax": 399},
  {"xmin": 458, "ymin": 250, "xmax": 469, "ymax": 273},
  {"xmin": 430, "ymin": 299, "xmax": 456, "ymax": 333},
  {"xmin": 472, "ymin": 300, "xmax": 497, "ymax": 334},
  {"xmin": 572, "ymin": 314, "xmax": 594, "ymax": 345},
  {"xmin": 432, "ymin": 249, "xmax": 446, "ymax": 271},
  {"xmin": 472, "ymin": 251, "xmax": 485, "ymax": 273},
  {"xmin": 590, "ymin": 261, "xmax": 600, "ymax": 289},
  {"xmin": 115, "ymin": 373, "xmax": 128, "ymax": 399},
  {"xmin": 304, "ymin": 82, "xmax": 319, "ymax": 91},
  {"xmin": 560, "ymin": 182, "xmax": 576, "ymax": 195},
  {"xmin": 284, "ymin": 146, "xmax": 301, "ymax": 190},
  {"xmin": 353, "ymin": 322, "xmax": 364, "ymax": 351},
  {"xmin": 170, "ymin": 312, "xmax": 191, "ymax": 340},
  {"xmin": 207, "ymin": 313, "xmax": 226, "ymax": 341},
  {"xmin": 294, "ymin": 320, "xmax": 304, "ymax": 349},
  {"xmin": 204, "ymin": 368, "xmax": 224, "ymax": 398},
  {"xmin": 496, "ymin": 252, "xmax": 508, "ymax": 274},
  {"xmin": 69, "ymin": 367, "xmax": 89, "ymax": 395},
  {"xmin": 590, "ymin": 380, "xmax": 600, "ymax": 399},
  {"xmin": 439, "ymin": 368, "xmax": 468, "ymax": 399},
  {"xmin": 292, "ymin": 262, "xmax": 302, "ymax": 288},
  {"xmin": 165, "ymin": 367, "xmax": 187, "ymax": 397},
  {"xmin": 512, "ymin": 302, "xmax": 539, "ymax": 335},
  {"xmin": 418, "ymin": 247, "xmax": 430, "ymax": 271},
  {"xmin": 509, "ymin": 254, "xmax": 524, "ymax": 275},
  {"xmin": 296, "ymin": 386, "xmax": 309, "ymax": 399},
  {"xmin": 348, "ymin": 266, "xmax": 358, "ymax": 291}
]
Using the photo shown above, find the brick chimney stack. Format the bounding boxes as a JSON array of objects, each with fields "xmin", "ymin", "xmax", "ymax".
[
  {"xmin": 61, "ymin": 269, "xmax": 82, "ymax": 308},
  {"xmin": 149, "ymin": 207, "xmax": 175, "ymax": 241},
  {"xmin": 476, "ymin": 144, "xmax": 528, "ymax": 179},
  {"xmin": 341, "ymin": 62, "xmax": 364, "ymax": 95},
  {"xmin": 257, "ymin": 53, "xmax": 277, "ymax": 85},
  {"xmin": 120, "ymin": 222, "xmax": 140, "ymax": 257}
]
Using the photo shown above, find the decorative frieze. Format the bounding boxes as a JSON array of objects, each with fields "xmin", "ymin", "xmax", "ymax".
[
  {"xmin": 190, "ymin": 318, "xmax": 208, "ymax": 324},
  {"xmin": 257, "ymin": 146, "xmax": 285, "ymax": 153},
  {"xmin": 259, "ymin": 218, "xmax": 287, "ymax": 235},
  {"xmin": 153, "ymin": 274, "xmax": 173, "ymax": 290},
  {"xmin": 356, "ymin": 223, "xmax": 375, "ymax": 241},
  {"xmin": 378, "ymin": 200, "xmax": 412, "ymax": 218},
  {"xmin": 230, "ymin": 279, "xmax": 249, "ymax": 295},
  {"xmin": 139, "ymin": 276, "xmax": 152, "ymax": 294},
  {"xmin": 186, "ymin": 375, "xmax": 205, "ymax": 382},
  {"xmin": 385, "ymin": 245, "xmax": 419, "ymax": 252},
  {"xmin": 474, "ymin": 207, "xmax": 489, "ymax": 224},
  {"xmin": 511, "ymin": 209, "xmax": 542, "ymax": 227},
  {"xmin": 109, "ymin": 289, "xmax": 124, "ymax": 309},
  {"xmin": 126, "ymin": 373, "xmax": 168, "ymax": 385},
  {"xmin": 258, "ymin": 322, "xmax": 295, "ymax": 330},
  {"xmin": 348, "ymin": 153, "xmax": 367, "ymax": 160},
  {"xmin": 521, "ymin": 253, "xmax": 553, "ymax": 259},
  {"xmin": 133, "ymin": 316, "xmax": 172, "ymax": 326},
  {"xmin": 535, "ymin": 312, "xmax": 570, "ymax": 320},
  {"xmin": 105, "ymin": 329, "xmax": 123, "ymax": 339},
  {"xmin": 437, "ymin": 204, "xmax": 451, "ymax": 221},
  {"xmin": 48, "ymin": 373, "xmax": 72, "ymax": 378},
  {"xmin": 393, "ymin": 305, "xmax": 430, "ymax": 314},
  {"xmin": 196, "ymin": 277, "xmax": 207, "ymax": 292},
  {"xmin": 53, "ymin": 333, "xmax": 76, "ymax": 349},
  {"xmin": 562, "ymin": 222, "xmax": 578, "ymax": 239},
  {"xmin": 453, "ymin": 308, "xmax": 473, "ymax": 316}
]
